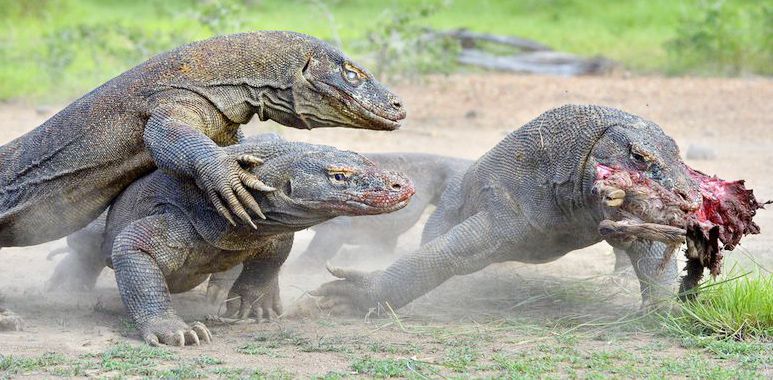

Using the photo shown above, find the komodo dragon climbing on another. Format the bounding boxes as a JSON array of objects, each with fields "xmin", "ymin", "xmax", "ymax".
[
  {"xmin": 0, "ymin": 30, "xmax": 405, "ymax": 250},
  {"xmin": 309, "ymin": 104, "xmax": 764, "ymax": 314},
  {"xmin": 0, "ymin": 31, "xmax": 404, "ymax": 330},
  {"xmin": 47, "ymin": 136, "xmax": 415, "ymax": 346}
]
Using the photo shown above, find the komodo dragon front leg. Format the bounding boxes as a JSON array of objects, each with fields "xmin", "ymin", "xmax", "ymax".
[
  {"xmin": 314, "ymin": 212, "xmax": 504, "ymax": 313},
  {"xmin": 218, "ymin": 234, "xmax": 293, "ymax": 322},
  {"xmin": 145, "ymin": 93, "xmax": 274, "ymax": 227},
  {"xmin": 112, "ymin": 214, "xmax": 212, "ymax": 346}
]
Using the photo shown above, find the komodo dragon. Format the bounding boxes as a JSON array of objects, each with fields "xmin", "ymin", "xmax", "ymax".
[
  {"xmin": 204, "ymin": 152, "xmax": 472, "ymax": 301},
  {"xmin": 0, "ymin": 31, "xmax": 405, "ymax": 250},
  {"xmin": 311, "ymin": 104, "xmax": 763, "ymax": 314},
  {"xmin": 49, "ymin": 136, "xmax": 415, "ymax": 346},
  {"xmin": 292, "ymin": 153, "xmax": 472, "ymax": 268}
]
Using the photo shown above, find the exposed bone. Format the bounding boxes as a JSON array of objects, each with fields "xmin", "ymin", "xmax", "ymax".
[{"xmin": 599, "ymin": 219, "xmax": 686, "ymax": 246}]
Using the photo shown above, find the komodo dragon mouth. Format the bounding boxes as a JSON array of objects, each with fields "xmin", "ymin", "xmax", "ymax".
[{"xmin": 594, "ymin": 163, "xmax": 766, "ymax": 277}]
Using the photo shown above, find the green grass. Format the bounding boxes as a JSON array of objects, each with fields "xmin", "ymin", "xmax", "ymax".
[
  {"xmin": 1, "ymin": 0, "xmax": 769, "ymax": 102},
  {"xmin": 665, "ymin": 271, "xmax": 772, "ymax": 340}
]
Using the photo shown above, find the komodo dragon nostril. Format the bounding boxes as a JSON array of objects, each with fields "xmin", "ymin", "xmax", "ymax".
[
  {"xmin": 391, "ymin": 100, "xmax": 402, "ymax": 109},
  {"xmin": 391, "ymin": 183, "xmax": 402, "ymax": 190}
]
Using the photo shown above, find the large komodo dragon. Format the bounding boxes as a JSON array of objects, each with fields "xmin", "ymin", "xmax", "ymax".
[
  {"xmin": 312, "ymin": 104, "xmax": 763, "ymax": 314},
  {"xmin": 0, "ymin": 30, "xmax": 404, "ymax": 249},
  {"xmin": 0, "ymin": 31, "xmax": 403, "ymax": 331},
  {"xmin": 49, "ymin": 137, "xmax": 415, "ymax": 346}
]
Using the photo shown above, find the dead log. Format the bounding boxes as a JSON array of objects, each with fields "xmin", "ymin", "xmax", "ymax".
[{"xmin": 458, "ymin": 49, "xmax": 613, "ymax": 76}]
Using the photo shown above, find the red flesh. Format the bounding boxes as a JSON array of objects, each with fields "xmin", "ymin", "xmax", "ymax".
[{"xmin": 595, "ymin": 163, "xmax": 765, "ymax": 276}]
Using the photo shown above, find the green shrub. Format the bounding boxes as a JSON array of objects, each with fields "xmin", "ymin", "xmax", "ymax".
[
  {"xmin": 665, "ymin": 270, "xmax": 772, "ymax": 340},
  {"xmin": 666, "ymin": 1, "xmax": 772, "ymax": 75}
]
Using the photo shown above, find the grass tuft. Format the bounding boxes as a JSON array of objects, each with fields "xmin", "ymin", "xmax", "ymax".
[{"xmin": 664, "ymin": 270, "xmax": 772, "ymax": 340}]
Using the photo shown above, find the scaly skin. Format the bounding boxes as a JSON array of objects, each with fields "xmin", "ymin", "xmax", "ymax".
[
  {"xmin": 205, "ymin": 152, "xmax": 471, "ymax": 301},
  {"xmin": 51, "ymin": 136, "xmax": 414, "ymax": 346},
  {"xmin": 291, "ymin": 153, "xmax": 472, "ymax": 269},
  {"xmin": 312, "ymin": 104, "xmax": 702, "ymax": 314},
  {"xmin": 0, "ymin": 31, "xmax": 405, "ymax": 248}
]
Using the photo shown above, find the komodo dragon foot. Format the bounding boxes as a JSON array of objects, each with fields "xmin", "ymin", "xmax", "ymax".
[
  {"xmin": 304, "ymin": 265, "xmax": 380, "ymax": 316},
  {"xmin": 140, "ymin": 317, "xmax": 211, "ymax": 347},
  {"xmin": 221, "ymin": 275, "xmax": 283, "ymax": 322}
]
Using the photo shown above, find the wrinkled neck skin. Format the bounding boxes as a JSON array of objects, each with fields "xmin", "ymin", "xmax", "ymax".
[{"xmin": 170, "ymin": 82, "xmax": 300, "ymax": 127}]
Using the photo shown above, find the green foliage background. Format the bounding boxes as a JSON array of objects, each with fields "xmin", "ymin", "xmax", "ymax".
[{"xmin": 0, "ymin": 0, "xmax": 770, "ymax": 101}]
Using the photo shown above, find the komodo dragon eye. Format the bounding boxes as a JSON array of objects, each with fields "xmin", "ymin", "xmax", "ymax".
[
  {"xmin": 628, "ymin": 145, "xmax": 651, "ymax": 168},
  {"xmin": 328, "ymin": 170, "xmax": 351, "ymax": 184},
  {"xmin": 342, "ymin": 63, "xmax": 364, "ymax": 86}
]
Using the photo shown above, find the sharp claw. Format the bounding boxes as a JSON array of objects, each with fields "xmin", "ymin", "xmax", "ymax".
[
  {"xmin": 606, "ymin": 198, "xmax": 624, "ymax": 207},
  {"xmin": 236, "ymin": 154, "xmax": 265, "ymax": 166},
  {"xmin": 325, "ymin": 263, "xmax": 367, "ymax": 284},
  {"xmin": 208, "ymin": 190, "xmax": 236, "ymax": 226},
  {"xmin": 325, "ymin": 262, "xmax": 345, "ymax": 278},
  {"xmin": 241, "ymin": 173, "xmax": 276, "ymax": 193}
]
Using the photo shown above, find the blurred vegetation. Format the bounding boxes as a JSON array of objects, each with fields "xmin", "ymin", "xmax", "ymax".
[{"xmin": 0, "ymin": 0, "xmax": 770, "ymax": 101}]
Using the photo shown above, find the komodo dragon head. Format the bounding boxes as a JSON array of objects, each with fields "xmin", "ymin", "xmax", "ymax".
[
  {"xmin": 247, "ymin": 144, "xmax": 415, "ymax": 229},
  {"xmin": 247, "ymin": 31, "xmax": 405, "ymax": 130},
  {"xmin": 585, "ymin": 112, "xmax": 763, "ymax": 276}
]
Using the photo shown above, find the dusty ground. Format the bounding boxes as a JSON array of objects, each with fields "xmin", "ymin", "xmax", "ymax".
[{"xmin": 1, "ymin": 74, "xmax": 771, "ymax": 378}]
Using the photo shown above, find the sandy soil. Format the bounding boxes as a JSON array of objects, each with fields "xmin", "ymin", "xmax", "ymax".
[{"xmin": 0, "ymin": 73, "xmax": 771, "ymax": 377}]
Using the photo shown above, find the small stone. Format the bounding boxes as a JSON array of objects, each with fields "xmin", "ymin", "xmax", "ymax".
[
  {"xmin": 464, "ymin": 110, "xmax": 478, "ymax": 119},
  {"xmin": 685, "ymin": 144, "xmax": 716, "ymax": 160}
]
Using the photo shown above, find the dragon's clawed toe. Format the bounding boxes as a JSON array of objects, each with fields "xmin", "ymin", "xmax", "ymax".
[{"xmin": 140, "ymin": 318, "xmax": 211, "ymax": 347}]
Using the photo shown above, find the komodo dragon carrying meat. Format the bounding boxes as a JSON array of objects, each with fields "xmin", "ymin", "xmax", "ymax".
[
  {"xmin": 48, "ymin": 136, "xmax": 415, "ymax": 346},
  {"xmin": 0, "ymin": 31, "xmax": 405, "ymax": 249},
  {"xmin": 310, "ymin": 104, "xmax": 764, "ymax": 314}
]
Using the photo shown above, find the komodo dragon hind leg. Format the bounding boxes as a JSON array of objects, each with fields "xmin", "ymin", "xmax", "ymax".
[
  {"xmin": 311, "ymin": 212, "xmax": 504, "ymax": 315},
  {"xmin": 112, "ymin": 215, "xmax": 211, "ymax": 346}
]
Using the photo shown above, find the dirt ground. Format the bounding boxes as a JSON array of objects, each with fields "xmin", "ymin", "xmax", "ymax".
[{"xmin": 1, "ymin": 74, "xmax": 771, "ymax": 378}]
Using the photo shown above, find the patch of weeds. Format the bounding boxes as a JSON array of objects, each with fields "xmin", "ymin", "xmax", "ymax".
[
  {"xmin": 0, "ymin": 352, "xmax": 73, "ymax": 375},
  {"xmin": 442, "ymin": 346, "xmax": 480, "ymax": 372},
  {"xmin": 679, "ymin": 336, "xmax": 772, "ymax": 371},
  {"xmin": 311, "ymin": 371, "xmax": 350, "ymax": 380},
  {"xmin": 193, "ymin": 355, "xmax": 224, "ymax": 366},
  {"xmin": 492, "ymin": 352, "xmax": 559, "ymax": 378},
  {"xmin": 657, "ymin": 354, "xmax": 758, "ymax": 379},
  {"xmin": 663, "ymin": 271, "xmax": 772, "ymax": 340},
  {"xmin": 665, "ymin": 0, "xmax": 772, "ymax": 75},
  {"xmin": 210, "ymin": 366, "xmax": 246, "ymax": 378},
  {"xmin": 236, "ymin": 343, "xmax": 279, "ymax": 357},
  {"xmin": 157, "ymin": 363, "xmax": 208, "ymax": 379},
  {"xmin": 351, "ymin": 357, "xmax": 428, "ymax": 378},
  {"xmin": 299, "ymin": 336, "xmax": 351, "ymax": 354},
  {"xmin": 368, "ymin": 341, "xmax": 422, "ymax": 356},
  {"xmin": 250, "ymin": 368, "xmax": 295, "ymax": 380},
  {"xmin": 94, "ymin": 343, "xmax": 176, "ymax": 376}
]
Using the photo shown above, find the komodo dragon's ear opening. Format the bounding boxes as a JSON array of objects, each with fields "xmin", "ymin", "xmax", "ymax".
[{"xmin": 283, "ymin": 179, "xmax": 293, "ymax": 196}]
